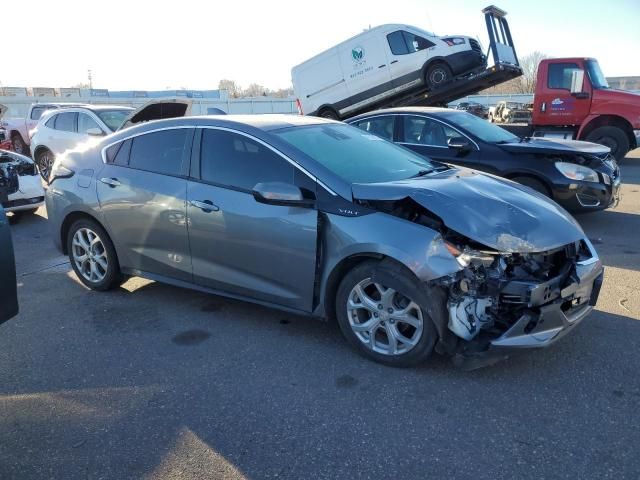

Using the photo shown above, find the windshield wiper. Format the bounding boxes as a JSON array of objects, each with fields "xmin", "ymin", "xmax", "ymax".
[{"xmin": 409, "ymin": 169, "xmax": 433, "ymax": 178}]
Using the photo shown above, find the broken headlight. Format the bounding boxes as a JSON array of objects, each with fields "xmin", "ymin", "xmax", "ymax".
[
  {"xmin": 445, "ymin": 242, "xmax": 497, "ymax": 268},
  {"xmin": 555, "ymin": 162, "xmax": 599, "ymax": 182}
]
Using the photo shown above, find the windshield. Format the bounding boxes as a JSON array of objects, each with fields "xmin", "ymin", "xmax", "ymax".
[
  {"xmin": 439, "ymin": 111, "xmax": 519, "ymax": 143},
  {"xmin": 586, "ymin": 59, "xmax": 609, "ymax": 89},
  {"xmin": 274, "ymin": 124, "xmax": 434, "ymax": 184},
  {"xmin": 96, "ymin": 109, "xmax": 133, "ymax": 132}
]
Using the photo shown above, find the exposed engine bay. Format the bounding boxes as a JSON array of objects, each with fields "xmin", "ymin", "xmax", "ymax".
[{"xmin": 1, "ymin": 151, "xmax": 38, "ymax": 198}]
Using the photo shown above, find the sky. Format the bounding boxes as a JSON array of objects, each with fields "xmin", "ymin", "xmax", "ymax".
[{"xmin": 2, "ymin": 0, "xmax": 639, "ymax": 91}]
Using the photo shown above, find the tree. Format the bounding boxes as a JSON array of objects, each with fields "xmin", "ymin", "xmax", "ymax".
[
  {"xmin": 218, "ymin": 79, "xmax": 241, "ymax": 98},
  {"xmin": 518, "ymin": 51, "xmax": 549, "ymax": 93},
  {"xmin": 243, "ymin": 83, "xmax": 269, "ymax": 97}
]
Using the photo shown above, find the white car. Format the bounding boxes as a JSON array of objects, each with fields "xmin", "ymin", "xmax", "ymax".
[
  {"xmin": 0, "ymin": 149, "xmax": 45, "ymax": 215},
  {"xmin": 30, "ymin": 105, "xmax": 134, "ymax": 180},
  {"xmin": 292, "ymin": 24, "xmax": 486, "ymax": 120}
]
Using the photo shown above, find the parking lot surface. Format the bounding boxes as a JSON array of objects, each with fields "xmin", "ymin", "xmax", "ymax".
[{"xmin": 1, "ymin": 152, "xmax": 639, "ymax": 480}]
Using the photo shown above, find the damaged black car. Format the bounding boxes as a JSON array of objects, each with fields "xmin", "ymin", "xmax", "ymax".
[
  {"xmin": 349, "ymin": 107, "xmax": 621, "ymax": 213},
  {"xmin": 45, "ymin": 116, "xmax": 603, "ymax": 369}
]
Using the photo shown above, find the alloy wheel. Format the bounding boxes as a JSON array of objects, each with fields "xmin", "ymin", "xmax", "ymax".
[
  {"xmin": 71, "ymin": 228, "xmax": 108, "ymax": 283},
  {"xmin": 38, "ymin": 151, "xmax": 53, "ymax": 181},
  {"xmin": 346, "ymin": 278, "xmax": 424, "ymax": 356}
]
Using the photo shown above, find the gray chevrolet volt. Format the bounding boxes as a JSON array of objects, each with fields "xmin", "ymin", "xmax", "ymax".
[{"xmin": 46, "ymin": 115, "xmax": 604, "ymax": 369}]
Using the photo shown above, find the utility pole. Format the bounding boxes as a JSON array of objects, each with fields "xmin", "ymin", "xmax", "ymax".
[{"xmin": 88, "ymin": 69, "xmax": 93, "ymax": 89}]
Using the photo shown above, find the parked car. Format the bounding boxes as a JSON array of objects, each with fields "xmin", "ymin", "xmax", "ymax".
[
  {"xmin": 348, "ymin": 107, "xmax": 620, "ymax": 212},
  {"xmin": 46, "ymin": 115, "xmax": 603, "ymax": 369},
  {"xmin": 0, "ymin": 205, "xmax": 18, "ymax": 325},
  {"xmin": 31, "ymin": 99, "xmax": 193, "ymax": 180},
  {"xmin": 488, "ymin": 100, "xmax": 531, "ymax": 123},
  {"xmin": 292, "ymin": 24, "xmax": 486, "ymax": 120},
  {"xmin": 1, "ymin": 102, "xmax": 85, "ymax": 155},
  {"xmin": 454, "ymin": 101, "xmax": 488, "ymax": 118},
  {"xmin": 0, "ymin": 149, "xmax": 45, "ymax": 215},
  {"xmin": 29, "ymin": 105, "xmax": 134, "ymax": 180}
]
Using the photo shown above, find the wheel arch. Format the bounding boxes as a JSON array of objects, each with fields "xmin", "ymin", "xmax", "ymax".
[
  {"xmin": 504, "ymin": 171, "xmax": 553, "ymax": 197},
  {"xmin": 316, "ymin": 104, "xmax": 340, "ymax": 120},
  {"xmin": 578, "ymin": 115, "xmax": 636, "ymax": 149},
  {"xmin": 60, "ymin": 210, "xmax": 110, "ymax": 255},
  {"xmin": 321, "ymin": 253, "xmax": 416, "ymax": 322},
  {"xmin": 421, "ymin": 57, "xmax": 451, "ymax": 81},
  {"xmin": 33, "ymin": 144, "xmax": 52, "ymax": 159}
]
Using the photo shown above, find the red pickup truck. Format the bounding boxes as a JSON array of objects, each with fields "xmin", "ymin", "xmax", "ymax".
[{"xmin": 505, "ymin": 58, "xmax": 640, "ymax": 160}]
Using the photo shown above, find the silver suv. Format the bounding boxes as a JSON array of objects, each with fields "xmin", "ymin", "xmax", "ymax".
[{"xmin": 45, "ymin": 115, "xmax": 603, "ymax": 369}]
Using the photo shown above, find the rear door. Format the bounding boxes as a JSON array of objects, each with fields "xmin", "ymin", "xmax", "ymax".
[
  {"xmin": 97, "ymin": 127, "xmax": 194, "ymax": 282},
  {"xmin": 186, "ymin": 127, "xmax": 318, "ymax": 312},
  {"xmin": 48, "ymin": 111, "xmax": 83, "ymax": 154},
  {"xmin": 397, "ymin": 115, "xmax": 481, "ymax": 168}
]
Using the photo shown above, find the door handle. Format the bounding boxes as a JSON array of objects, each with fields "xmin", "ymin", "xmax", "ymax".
[
  {"xmin": 100, "ymin": 177, "xmax": 121, "ymax": 187},
  {"xmin": 189, "ymin": 199, "xmax": 219, "ymax": 212},
  {"xmin": 390, "ymin": 60, "xmax": 398, "ymax": 64},
  {"xmin": 378, "ymin": 64, "xmax": 386, "ymax": 68}
]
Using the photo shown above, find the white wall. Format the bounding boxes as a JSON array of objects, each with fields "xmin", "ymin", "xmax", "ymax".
[{"xmin": 0, "ymin": 96, "xmax": 298, "ymax": 119}]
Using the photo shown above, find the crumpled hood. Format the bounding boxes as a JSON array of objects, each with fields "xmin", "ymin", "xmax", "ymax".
[
  {"xmin": 352, "ymin": 168, "xmax": 585, "ymax": 253},
  {"xmin": 497, "ymin": 137, "xmax": 610, "ymax": 155}
]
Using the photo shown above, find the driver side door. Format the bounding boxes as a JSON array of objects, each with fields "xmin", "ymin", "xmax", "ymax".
[{"xmin": 186, "ymin": 128, "xmax": 319, "ymax": 312}]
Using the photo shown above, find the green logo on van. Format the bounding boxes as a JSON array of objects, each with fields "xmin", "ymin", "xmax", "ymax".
[{"xmin": 351, "ymin": 46, "xmax": 365, "ymax": 62}]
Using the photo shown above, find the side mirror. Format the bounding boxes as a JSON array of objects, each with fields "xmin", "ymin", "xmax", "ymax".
[
  {"xmin": 447, "ymin": 136, "xmax": 471, "ymax": 151},
  {"xmin": 252, "ymin": 182, "xmax": 314, "ymax": 207},
  {"xmin": 569, "ymin": 69, "xmax": 588, "ymax": 98},
  {"xmin": 86, "ymin": 127, "xmax": 104, "ymax": 136}
]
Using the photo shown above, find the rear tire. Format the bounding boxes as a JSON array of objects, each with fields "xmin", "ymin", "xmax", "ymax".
[
  {"xmin": 11, "ymin": 133, "xmax": 28, "ymax": 156},
  {"xmin": 585, "ymin": 126, "xmax": 629, "ymax": 161},
  {"xmin": 36, "ymin": 148, "xmax": 54, "ymax": 181},
  {"xmin": 318, "ymin": 108, "xmax": 339, "ymax": 120},
  {"xmin": 66, "ymin": 218, "xmax": 123, "ymax": 291},
  {"xmin": 335, "ymin": 260, "xmax": 437, "ymax": 367},
  {"xmin": 425, "ymin": 63, "xmax": 453, "ymax": 90},
  {"xmin": 512, "ymin": 176, "xmax": 551, "ymax": 197}
]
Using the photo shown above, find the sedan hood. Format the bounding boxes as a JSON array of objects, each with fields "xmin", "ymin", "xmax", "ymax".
[
  {"xmin": 497, "ymin": 137, "xmax": 610, "ymax": 155},
  {"xmin": 118, "ymin": 98, "xmax": 192, "ymax": 130},
  {"xmin": 352, "ymin": 169, "xmax": 584, "ymax": 253}
]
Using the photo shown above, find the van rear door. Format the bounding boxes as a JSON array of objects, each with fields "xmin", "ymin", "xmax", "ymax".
[{"xmin": 338, "ymin": 32, "xmax": 392, "ymax": 114}]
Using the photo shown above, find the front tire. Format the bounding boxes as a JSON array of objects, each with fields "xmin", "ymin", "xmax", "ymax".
[
  {"xmin": 425, "ymin": 63, "xmax": 453, "ymax": 90},
  {"xmin": 336, "ymin": 261, "xmax": 437, "ymax": 367},
  {"xmin": 318, "ymin": 107, "xmax": 339, "ymax": 120},
  {"xmin": 512, "ymin": 176, "xmax": 551, "ymax": 197},
  {"xmin": 585, "ymin": 126, "xmax": 630, "ymax": 161},
  {"xmin": 36, "ymin": 148, "xmax": 55, "ymax": 181},
  {"xmin": 66, "ymin": 219, "xmax": 122, "ymax": 291}
]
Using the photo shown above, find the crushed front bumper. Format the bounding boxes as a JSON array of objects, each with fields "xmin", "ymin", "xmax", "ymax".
[{"xmin": 453, "ymin": 247, "xmax": 604, "ymax": 370}]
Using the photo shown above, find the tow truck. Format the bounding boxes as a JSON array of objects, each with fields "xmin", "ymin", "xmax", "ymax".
[{"xmin": 501, "ymin": 58, "xmax": 640, "ymax": 160}]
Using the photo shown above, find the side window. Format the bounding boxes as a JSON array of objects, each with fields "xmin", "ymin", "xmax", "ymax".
[
  {"xmin": 54, "ymin": 112, "xmax": 77, "ymax": 132},
  {"xmin": 200, "ymin": 129, "xmax": 294, "ymax": 190},
  {"xmin": 548, "ymin": 63, "xmax": 580, "ymax": 89},
  {"xmin": 402, "ymin": 32, "xmax": 435, "ymax": 53},
  {"xmin": 352, "ymin": 116, "xmax": 395, "ymax": 141},
  {"xmin": 30, "ymin": 107, "xmax": 47, "ymax": 120},
  {"xmin": 129, "ymin": 129, "xmax": 190, "ymax": 176},
  {"xmin": 45, "ymin": 115, "xmax": 56, "ymax": 128},
  {"xmin": 77, "ymin": 113, "xmax": 101, "ymax": 134},
  {"xmin": 402, "ymin": 117, "xmax": 458, "ymax": 147},
  {"xmin": 387, "ymin": 31, "xmax": 408, "ymax": 55},
  {"xmin": 105, "ymin": 139, "xmax": 132, "ymax": 166}
]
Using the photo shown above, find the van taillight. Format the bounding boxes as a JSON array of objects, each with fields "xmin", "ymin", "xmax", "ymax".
[{"xmin": 296, "ymin": 99, "xmax": 303, "ymax": 115}]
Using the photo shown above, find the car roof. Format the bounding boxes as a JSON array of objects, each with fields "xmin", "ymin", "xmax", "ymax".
[{"xmin": 347, "ymin": 107, "xmax": 458, "ymax": 121}]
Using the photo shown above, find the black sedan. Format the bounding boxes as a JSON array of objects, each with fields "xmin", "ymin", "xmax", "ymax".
[
  {"xmin": 454, "ymin": 101, "xmax": 488, "ymax": 118},
  {"xmin": 348, "ymin": 107, "xmax": 621, "ymax": 213}
]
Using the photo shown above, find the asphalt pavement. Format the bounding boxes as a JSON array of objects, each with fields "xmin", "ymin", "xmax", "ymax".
[{"xmin": 1, "ymin": 152, "xmax": 639, "ymax": 479}]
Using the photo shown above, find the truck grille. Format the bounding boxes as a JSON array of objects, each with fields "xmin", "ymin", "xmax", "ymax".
[{"xmin": 469, "ymin": 39, "xmax": 482, "ymax": 55}]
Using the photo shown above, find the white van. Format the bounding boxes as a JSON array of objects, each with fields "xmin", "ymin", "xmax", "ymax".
[{"xmin": 292, "ymin": 25, "xmax": 486, "ymax": 120}]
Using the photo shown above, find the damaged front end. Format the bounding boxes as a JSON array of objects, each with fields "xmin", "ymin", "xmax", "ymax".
[
  {"xmin": 433, "ymin": 237, "xmax": 603, "ymax": 369},
  {"xmin": 353, "ymin": 171, "xmax": 604, "ymax": 369},
  {"xmin": 0, "ymin": 150, "xmax": 42, "ymax": 208}
]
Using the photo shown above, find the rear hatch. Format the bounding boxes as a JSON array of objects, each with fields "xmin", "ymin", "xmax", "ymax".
[{"xmin": 118, "ymin": 99, "xmax": 192, "ymax": 130}]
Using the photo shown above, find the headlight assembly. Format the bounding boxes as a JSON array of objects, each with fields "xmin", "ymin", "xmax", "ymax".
[{"xmin": 555, "ymin": 162, "xmax": 599, "ymax": 182}]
